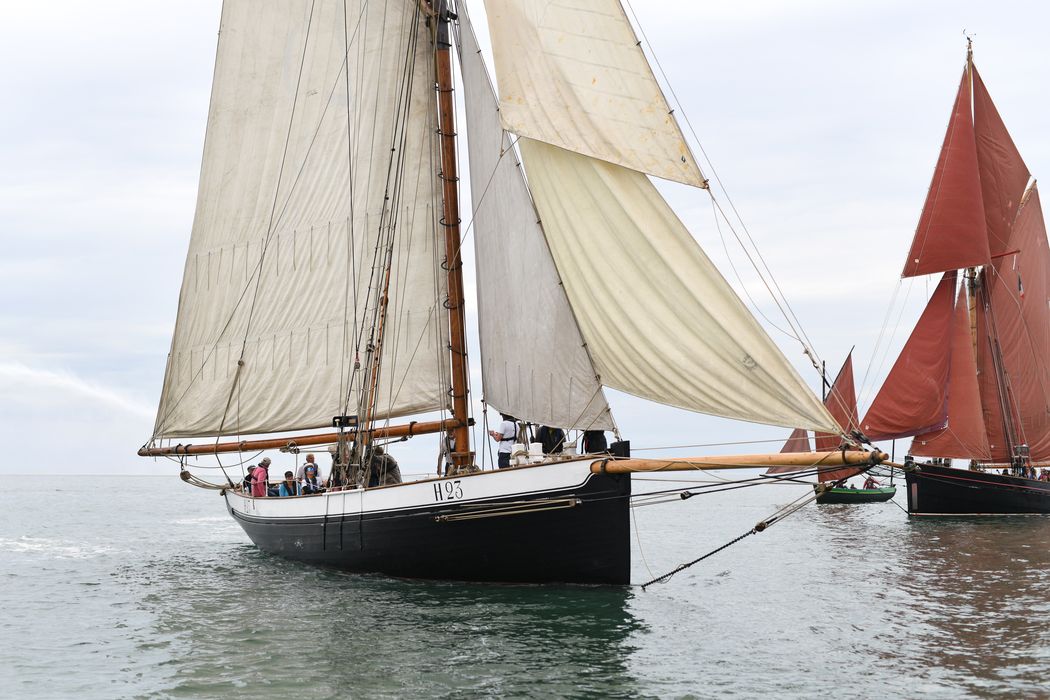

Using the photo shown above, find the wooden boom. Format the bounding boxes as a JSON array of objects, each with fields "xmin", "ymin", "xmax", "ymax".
[
  {"xmin": 590, "ymin": 450, "xmax": 887, "ymax": 474},
  {"xmin": 138, "ymin": 418, "xmax": 470, "ymax": 457}
]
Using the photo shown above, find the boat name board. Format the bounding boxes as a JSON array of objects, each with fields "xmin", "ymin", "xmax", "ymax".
[{"xmin": 433, "ymin": 480, "xmax": 464, "ymax": 502}]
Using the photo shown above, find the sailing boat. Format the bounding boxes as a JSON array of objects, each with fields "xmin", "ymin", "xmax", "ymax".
[
  {"xmin": 769, "ymin": 354, "xmax": 896, "ymax": 503},
  {"xmin": 138, "ymin": 0, "xmax": 879, "ymax": 584},
  {"xmin": 861, "ymin": 43, "xmax": 1050, "ymax": 515}
]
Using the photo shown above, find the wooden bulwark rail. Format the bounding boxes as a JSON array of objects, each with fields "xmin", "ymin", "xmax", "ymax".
[
  {"xmin": 138, "ymin": 418, "xmax": 469, "ymax": 457},
  {"xmin": 590, "ymin": 450, "xmax": 887, "ymax": 474}
]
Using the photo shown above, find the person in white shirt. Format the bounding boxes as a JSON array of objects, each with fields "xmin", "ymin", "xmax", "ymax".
[{"xmin": 488, "ymin": 414, "xmax": 517, "ymax": 469}]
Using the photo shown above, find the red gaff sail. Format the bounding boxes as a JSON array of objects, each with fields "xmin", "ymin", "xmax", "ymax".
[
  {"xmin": 973, "ymin": 66, "xmax": 1031, "ymax": 257},
  {"xmin": 862, "ymin": 271, "xmax": 957, "ymax": 440},
  {"xmin": 911, "ymin": 286, "xmax": 992, "ymax": 459},
  {"xmin": 984, "ymin": 186, "xmax": 1050, "ymax": 461},
  {"xmin": 902, "ymin": 67, "xmax": 990, "ymax": 277},
  {"xmin": 975, "ymin": 284, "xmax": 1012, "ymax": 462}
]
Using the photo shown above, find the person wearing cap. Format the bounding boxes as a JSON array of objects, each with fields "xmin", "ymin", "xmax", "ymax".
[
  {"xmin": 301, "ymin": 464, "xmax": 325, "ymax": 494},
  {"xmin": 251, "ymin": 458, "xmax": 271, "ymax": 497},
  {"xmin": 243, "ymin": 465, "xmax": 256, "ymax": 493},
  {"xmin": 295, "ymin": 453, "xmax": 318, "ymax": 482},
  {"xmin": 278, "ymin": 470, "xmax": 300, "ymax": 497}
]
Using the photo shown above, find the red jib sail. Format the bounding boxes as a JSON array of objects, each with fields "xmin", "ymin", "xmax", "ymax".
[
  {"xmin": 911, "ymin": 286, "xmax": 992, "ymax": 459},
  {"xmin": 862, "ymin": 271, "xmax": 957, "ymax": 440},
  {"xmin": 902, "ymin": 67, "xmax": 990, "ymax": 278},
  {"xmin": 813, "ymin": 353, "xmax": 862, "ymax": 482},
  {"xmin": 779, "ymin": 428, "xmax": 812, "ymax": 454},
  {"xmin": 765, "ymin": 427, "xmax": 812, "ymax": 475},
  {"xmin": 814, "ymin": 352, "xmax": 858, "ymax": 452},
  {"xmin": 973, "ymin": 66, "xmax": 1031, "ymax": 257},
  {"xmin": 984, "ymin": 186, "xmax": 1050, "ymax": 461}
]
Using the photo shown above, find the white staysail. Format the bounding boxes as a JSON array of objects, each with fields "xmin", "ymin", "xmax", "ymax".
[
  {"xmin": 518, "ymin": 138, "xmax": 841, "ymax": 434},
  {"xmin": 483, "ymin": 0, "xmax": 705, "ymax": 187},
  {"xmin": 153, "ymin": 1, "xmax": 448, "ymax": 439},
  {"xmin": 459, "ymin": 9, "xmax": 614, "ymax": 431}
]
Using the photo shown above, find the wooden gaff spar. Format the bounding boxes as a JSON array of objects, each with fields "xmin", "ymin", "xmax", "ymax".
[
  {"xmin": 137, "ymin": 418, "xmax": 468, "ymax": 457},
  {"xmin": 593, "ymin": 451, "xmax": 886, "ymax": 474}
]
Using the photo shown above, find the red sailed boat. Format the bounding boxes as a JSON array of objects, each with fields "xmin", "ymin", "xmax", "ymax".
[{"xmin": 862, "ymin": 44, "xmax": 1050, "ymax": 515}]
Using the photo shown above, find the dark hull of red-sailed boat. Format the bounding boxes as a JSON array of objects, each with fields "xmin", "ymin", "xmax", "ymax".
[{"xmin": 905, "ymin": 463, "xmax": 1050, "ymax": 515}]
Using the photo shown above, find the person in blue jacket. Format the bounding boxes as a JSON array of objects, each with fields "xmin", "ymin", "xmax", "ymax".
[{"xmin": 278, "ymin": 470, "xmax": 301, "ymax": 497}]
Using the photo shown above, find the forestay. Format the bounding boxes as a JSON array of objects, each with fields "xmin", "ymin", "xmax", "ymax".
[
  {"xmin": 458, "ymin": 11, "xmax": 614, "ymax": 430},
  {"xmin": 154, "ymin": 1, "xmax": 449, "ymax": 439},
  {"xmin": 483, "ymin": 0, "xmax": 705, "ymax": 187}
]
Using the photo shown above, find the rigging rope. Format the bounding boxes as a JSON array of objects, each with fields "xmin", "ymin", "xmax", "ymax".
[{"xmin": 640, "ymin": 488, "xmax": 819, "ymax": 590}]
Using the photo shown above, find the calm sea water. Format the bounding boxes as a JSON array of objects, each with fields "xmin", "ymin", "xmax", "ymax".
[{"xmin": 2, "ymin": 474, "xmax": 1048, "ymax": 698}]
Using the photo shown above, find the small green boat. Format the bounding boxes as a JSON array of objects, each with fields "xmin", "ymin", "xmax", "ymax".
[{"xmin": 815, "ymin": 485, "xmax": 897, "ymax": 504}]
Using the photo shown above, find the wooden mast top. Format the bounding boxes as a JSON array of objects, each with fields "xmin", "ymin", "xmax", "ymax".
[{"xmin": 434, "ymin": 0, "xmax": 473, "ymax": 472}]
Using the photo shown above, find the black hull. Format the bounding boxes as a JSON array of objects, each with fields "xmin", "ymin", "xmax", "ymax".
[
  {"xmin": 815, "ymin": 486, "xmax": 896, "ymax": 504},
  {"xmin": 228, "ymin": 472, "xmax": 631, "ymax": 585},
  {"xmin": 906, "ymin": 464, "xmax": 1050, "ymax": 514}
]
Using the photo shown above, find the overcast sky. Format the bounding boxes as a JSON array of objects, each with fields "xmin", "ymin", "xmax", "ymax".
[{"xmin": 2, "ymin": 0, "xmax": 1048, "ymax": 476}]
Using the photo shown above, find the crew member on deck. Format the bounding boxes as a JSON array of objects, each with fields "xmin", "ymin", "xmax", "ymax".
[
  {"xmin": 296, "ymin": 453, "xmax": 318, "ymax": 481},
  {"xmin": 301, "ymin": 465, "xmax": 324, "ymax": 494},
  {"xmin": 582, "ymin": 430, "xmax": 608, "ymax": 454},
  {"xmin": 251, "ymin": 458, "xmax": 270, "ymax": 497},
  {"xmin": 368, "ymin": 446, "xmax": 403, "ymax": 486},
  {"xmin": 536, "ymin": 425, "xmax": 565, "ymax": 455},
  {"xmin": 279, "ymin": 471, "xmax": 300, "ymax": 497},
  {"xmin": 863, "ymin": 475, "xmax": 879, "ymax": 490},
  {"xmin": 489, "ymin": 414, "xmax": 517, "ymax": 469}
]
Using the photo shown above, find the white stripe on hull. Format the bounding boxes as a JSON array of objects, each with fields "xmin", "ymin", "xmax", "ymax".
[{"xmin": 227, "ymin": 458, "xmax": 598, "ymax": 521}]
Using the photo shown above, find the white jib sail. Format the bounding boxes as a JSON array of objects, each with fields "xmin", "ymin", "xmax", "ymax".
[
  {"xmin": 518, "ymin": 138, "xmax": 841, "ymax": 434},
  {"xmin": 154, "ymin": 1, "xmax": 449, "ymax": 439},
  {"xmin": 459, "ymin": 9, "xmax": 614, "ymax": 431},
  {"xmin": 483, "ymin": 0, "xmax": 705, "ymax": 187}
]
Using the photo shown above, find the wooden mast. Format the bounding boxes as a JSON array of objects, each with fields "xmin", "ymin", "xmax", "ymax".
[{"xmin": 434, "ymin": 0, "xmax": 473, "ymax": 472}]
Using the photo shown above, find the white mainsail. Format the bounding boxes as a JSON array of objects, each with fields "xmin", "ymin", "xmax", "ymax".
[
  {"xmin": 154, "ymin": 1, "xmax": 449, "ymax": 439},
  {"xmin": 459, "ymin": 10, "xmax": 614, "ymax": 431},
  {"xmin": 483, "ymin": 0, "xmax": 705, "ymax": 187}
]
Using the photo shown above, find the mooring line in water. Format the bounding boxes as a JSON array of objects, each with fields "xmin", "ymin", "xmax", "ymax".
[{"xmin": 640, "ymin": 489, "xmax": 819, "ymax": 590}]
